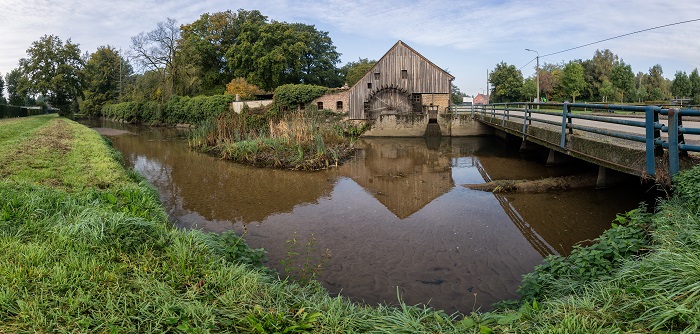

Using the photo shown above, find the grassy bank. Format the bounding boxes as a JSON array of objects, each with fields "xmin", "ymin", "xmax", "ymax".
[
  {"xmin": 0, "ymin": 115, "xmax": 468, "ymax": 333},
  {"xmin": 189, "ymin": 108, "xmax": 363, "ymax": 170},
  {"xmin": 3, "ymin": 114, "xmax": 700, "ymax": 332}
]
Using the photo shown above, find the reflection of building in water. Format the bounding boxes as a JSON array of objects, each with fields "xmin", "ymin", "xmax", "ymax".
[
  {"xmin": 473, "ymin": 157, "xmax": 641, "ymax": 256},
  {"xmin": 340, "ymin": 138, "xmax": 454, "ymax": 219}
]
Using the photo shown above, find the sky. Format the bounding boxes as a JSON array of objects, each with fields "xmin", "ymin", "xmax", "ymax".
[{"xmin": 2, "ymin": 0, "xmax": 700, "ymax": 97}]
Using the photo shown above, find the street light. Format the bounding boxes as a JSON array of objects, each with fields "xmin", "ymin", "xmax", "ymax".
[{"xmin": 525, "ymin": 48, "xmax": 540, "ymax": 103}]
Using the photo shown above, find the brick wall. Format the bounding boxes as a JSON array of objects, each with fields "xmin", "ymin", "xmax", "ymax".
[
  {"xmin": 310, "ymin": 89, "xmax": 350, "ymax": 113},
  {"xmin": 419, "ymin": 93, "xmax": 451, "ymax": 113}
]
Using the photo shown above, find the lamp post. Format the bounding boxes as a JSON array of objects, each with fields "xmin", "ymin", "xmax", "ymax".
[{"xmin": 525, "ymin": 48, "xmax": 540, "ymax": 103}]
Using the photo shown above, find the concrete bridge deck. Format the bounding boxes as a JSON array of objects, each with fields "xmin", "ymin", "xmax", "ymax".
[{"xmin": 472, "ymin": 103, "xmax": 700, "ymax": 185}]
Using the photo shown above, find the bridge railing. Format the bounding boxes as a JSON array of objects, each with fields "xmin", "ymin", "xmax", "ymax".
[{"xmin": 466, "ymin": 102, "xmax": 700, "ymax": 178}]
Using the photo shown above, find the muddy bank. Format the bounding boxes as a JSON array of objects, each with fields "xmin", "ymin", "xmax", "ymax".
[
  {"xmin": 92, "ymin": 127, "xmax": 131, "ymax": 136},
  {"xmin": 463, "ymin": 173, "xmax": 597, "ymax": 193}
]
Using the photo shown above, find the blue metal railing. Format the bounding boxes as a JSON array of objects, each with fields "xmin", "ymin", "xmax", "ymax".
[{"xmin": 451, "ymin": 102, "xmax": 700, "ymax": 178}]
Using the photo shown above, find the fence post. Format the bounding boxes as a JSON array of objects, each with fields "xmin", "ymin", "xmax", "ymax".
[
  {"xmin": 668, "ymin": 108, "xmax": 680, "ymax": 177},
  {"xmin": 644, "ymin": 106, "xmax": 656, "ymax": 176},
  {"xmin": 560, "ymin": 103, "xmax": 569, "ymax": 149}
]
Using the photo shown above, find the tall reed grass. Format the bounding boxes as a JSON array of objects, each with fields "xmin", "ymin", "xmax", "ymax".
[{"xmin": 190, "ymin": 107, "xmax": 357, "ymax": 170}]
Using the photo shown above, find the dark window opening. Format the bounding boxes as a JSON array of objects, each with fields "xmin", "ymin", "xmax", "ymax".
[
  {"xmin": 411, "ymin": 94, "xmax": 421, "ymax": 103},
  {"xmin": 367, "ymin": 82, "xmax": 372, "ymax": 89},
  {"xmin": 300, "ymin": 103, "xmax": 305, "ymax": 110},
  {"xmin": 317, "ymin": 102, "xmax": 323, "ymax": 110},
  {"xmin": 374, "ymin": 72, "xmax": 380, "ymax": 80},
  {"xmin": 336, "ymin": 101, "xmax": 343, "ymax": 110},
  {"xmin": 363, "ymin": 102, "xmax": 370, "ymax": 111},
  {"xmin": 401, "ymin": 70, "xmax": 408, "ymax": 79}
]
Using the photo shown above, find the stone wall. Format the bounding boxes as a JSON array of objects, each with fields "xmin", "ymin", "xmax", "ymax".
[
  {"xmin": 231, "ymin": 100, "xmax": 273, "ymax": 113},
  {"xmin": 419, "ymin": 93, "xmax": 451, "ymax": 112},
  {"xmin": 310, "ymin": 89, "xmax": 349, "ymax": 113}
]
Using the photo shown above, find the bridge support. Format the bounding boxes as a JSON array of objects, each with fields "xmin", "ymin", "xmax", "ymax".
[
  {"xmin": 546, "ymin": 149, "xmax": 575, "ymax": 166},
  {"xmin": 596, "ymin": 166, "xmax": 632, "ymax": 189}
]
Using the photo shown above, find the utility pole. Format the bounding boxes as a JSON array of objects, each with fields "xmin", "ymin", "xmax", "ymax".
[{"xmin": 526, "ymin": 49, "xmax": 540, "ymax": 103}]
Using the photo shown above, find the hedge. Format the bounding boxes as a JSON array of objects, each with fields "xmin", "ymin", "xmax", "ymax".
[
  {"xmin": 101, "ymin": 95, "xmax": 235, "ymax": 125},
  {"xmin": 0, "ymin": 105, "xmax": 50, "ymax": 119}
]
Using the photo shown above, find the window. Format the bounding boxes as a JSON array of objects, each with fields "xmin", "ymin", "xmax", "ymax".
[
  {"xmin": 367, "ymin": 82, "xmax": 372, "ymax": 89},
  {"xmin": 374, "ymin": 72, "xmax": 380, "ymax": 80},
  {"xmin": 401, "ymin": 69, "xmax": 408, "ymax": 79},
  {"xmin": 299, "ymin": 103, "xmax": 305, "ymax": 110},
  {"xmin": 363, "ymin": 102, "xmax": 370, "ymax": 111},
  {"xmin": 317, "ymin": 102, "xmax": 323, "ymax": 110},
  {"xmin": 336, "ymin": 101, "xmax": 343, "ymax": 110},
  {"xmin": 412, "ymin": 94, "xmax": 421, "ymax": 103}
]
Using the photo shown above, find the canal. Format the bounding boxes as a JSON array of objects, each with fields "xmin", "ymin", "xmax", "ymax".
[{"xmin": 83, "ymin": 119, "xmax": 650, "ymax": 313}]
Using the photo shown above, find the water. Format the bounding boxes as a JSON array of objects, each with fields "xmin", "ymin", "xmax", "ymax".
[{"xmin": 83, "ymin": 119, "xmax": 649, "ymax": 313}]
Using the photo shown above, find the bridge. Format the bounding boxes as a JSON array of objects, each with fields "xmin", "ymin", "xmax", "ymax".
[{"xmin": 461, "ymin": 102, "xmax": 700, "ymax": 186}]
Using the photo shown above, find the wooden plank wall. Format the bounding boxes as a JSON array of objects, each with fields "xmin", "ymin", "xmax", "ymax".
[{"xmin": 348, "ymin": 42, "xmax": 453, "ymax": 119}]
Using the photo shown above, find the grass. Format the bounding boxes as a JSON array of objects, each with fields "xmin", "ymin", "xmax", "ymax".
[
  {"xmin": 0, "ymin": 115, "xmax": 472, "ymax": 333},
  {"xmin": 3, "ymin": 114, "xmax": 700, "ymax": 333}
]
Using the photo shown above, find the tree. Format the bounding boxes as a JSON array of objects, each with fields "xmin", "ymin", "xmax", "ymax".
[
  {"xmin": 340, "ymin": 58, "xmax": 376, "ymax": 87},
  {"xmin": 599, "ymin": 79, "xmax": 615, "ymax": 103},
  {"xmin": 561, "ymin": 61, "xmax": 586, "ymax": 102},
  {"xmin": 539, "ymin": 63, "xmax": 562, "ymax": 101},
  {"xmin": 19, "ymin": 34, "xmax": 85, "ymax": 114},
  {"xmin": 689, "ymin": 69, "xmax": 700, "ymax": 104},
  {"xmin": 227, "ymin": 20, "xmax": 341, "ymax": 91},
  {"xmin": 6, "ymin": 68, "xmax": 28, "ymax": 105},
  {"xmin": 610, "ymin": 61, "xmax": 634, "ymax": 102},
  {"xmin": 521, "ymin": 77, "xmax": 536, "ymax": 101},
  {"xmin": 179, "ymin": 9, "xmax": 268, "ymax": 94},
  {"xmin": 82, "ymin": 46, "xmax": 132, "ymax": 115},
  {"xmin": 451, "ymin": 83, "xmax": 467, "ymax": 104},
  {"xmin": 582, "ymin": 49, "xmax": 618, "ymax": 101},
  {"xmin": 225, "ymin": 77, "xmax": 262, "ymax": 100},
  {"xmin": 489, "ymin": 62, "xmax": 523, "ymax": 102},
  {"xmin": 0, "ymin": 74, "xmax": 6, "ymax": 105},
  {"xmin": 671, "ymin": 71, "xmax": 691, "ymax": 99},
  {"xmin": 131, "ymin": 18, "xmax": 180, "ymax": 101},
  {"xmin": 644, "ymin": 64, "xmax": 669, "ymax": 101}
]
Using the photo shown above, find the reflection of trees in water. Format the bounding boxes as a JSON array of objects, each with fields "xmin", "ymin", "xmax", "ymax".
[{"xmin": 112, "ymin": 132, "xmax": 334, "ymax": 224}]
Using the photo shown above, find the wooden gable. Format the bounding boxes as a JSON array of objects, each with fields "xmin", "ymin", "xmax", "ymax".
[{"xmin": 348, "ymin": 40, "xmax": 455, "ymax": 119}]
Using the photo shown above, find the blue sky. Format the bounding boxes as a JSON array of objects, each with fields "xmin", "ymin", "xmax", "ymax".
[{"xmin": 1, "ymin": 0, "xmax": 700, "ymax": 96}]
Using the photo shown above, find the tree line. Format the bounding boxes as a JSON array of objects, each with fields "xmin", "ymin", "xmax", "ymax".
[
  {"xmin": 489, "ymin": 49, "xmax": 700, "ymax": 104},
  {"xmin": 0, "ymin": 9, "xmax": 378, "ymax": 117}
]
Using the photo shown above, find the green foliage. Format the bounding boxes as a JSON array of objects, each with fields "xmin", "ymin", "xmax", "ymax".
[
  {"xmin": 0, "ymin": 74, "xmax": 6, "ymax": 105},
  {"xmin": 81, "ymin": 46, "xmax": 131, "ymax": 116},
  {"xmin": 672, "ymin": 164, "xmax": 700, "ymax": 211},
  {"xmin": 204, "ymin": 231, "xmax": 267, "ymax": 267},
  {"xmin": 227, "ymin": 21, "xmax": 342, "ymax": 91},
  {"xmin": 562, "ymin": 61, "xmax": 587, "ymax": 102},
  {"xmin": 180, "ymin": 9, "xmax": 267, "ymax": 93},
  {"xmin": 243, "ymin": 305, "xmax": 321, "ymax": 333},
  {"xmin": 101, "ymin": 102, "xmax": 141, "ymax": 123},
  {"xmin": 518, "ymin": 205, "xmax": 652, "ymax": 302},
  {"xmin": 272, "ymin": 84, "xmax": 328, "ymax": 115},
  {"xmin": 340, "ymin": 58, "xmax": 376, "ymax": 87},
  {"xmin": 102, "ymin": 95, "xmax": 234, "ymax": 124},
  {"xmin": 19, "ymin": 34, "xmax": 85, "ymax": 115},
  {"xmin": 6, "ymin": 68, "xmax": 28, "ymax": 106},
  {"xmin": 489, "ymin": 62, "xmax": 523, "ymax": 103},
  {"xmin": 672, "ymin": 70, "xmax": 692, "ymax": 98}
]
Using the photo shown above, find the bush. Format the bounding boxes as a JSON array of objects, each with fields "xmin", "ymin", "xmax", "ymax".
[
  {"xmin": 672, "ymin": 164, "xmax": 700, "ymax": 211},
  {"xmin": 272, "ymin": 84, "xmax": 328, "ymax": 117},
  {"xmin": 518, "ymin": 205, "xmax": 652, "ymax": 302},
  {"xmin": 101, "ymin": 102, "xmax": 140, "ymax": 123},
  {"xmin": 0, "ymin": 105, "xmax": 27, "ymax": 118},
  {"xmin": 140, "ymin": 101, "xmax": 162, "ymax": 123}
]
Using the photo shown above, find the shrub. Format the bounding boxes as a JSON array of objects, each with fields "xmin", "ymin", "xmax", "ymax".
[
  {"xmin": 672, "ymin": 164, "xmax": 700, "ymax": 211},
  {"xmin": 518, "ymin": 205, "xmax": 652, "ymax": 302},
  {"xmin": 271, "ymin": 84, "xmax": 328, "ymax": 117}
]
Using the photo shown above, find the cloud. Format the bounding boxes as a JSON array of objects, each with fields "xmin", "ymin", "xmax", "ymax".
[{"xmin": 2, "ymin": 0, "xmax": 700, "ymax": 95}]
